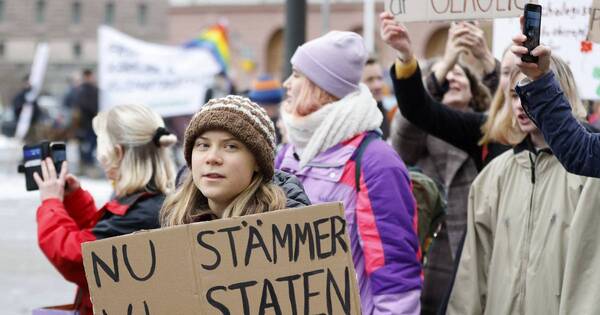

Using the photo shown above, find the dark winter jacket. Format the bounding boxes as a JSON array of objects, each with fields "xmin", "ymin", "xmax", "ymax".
[
  {"xmin": 517, "ymin": 71, "xmax": 600, "ymax": 178},
  {"xmin": 36, "ymin": 188, "xmax": 164, "ymax": 315},
  {"xmin": 376, "ymin": 100, "xmax": 390, "ymax": 140},
  {"xmin": 74, "ymin": 82, "xmax": 98, "ymax": 134},
  {"xmin": 391, "ymin": 63, "xmax": 510, "ymax": 172},
  {"xmin": 175, "ymin": 166, "xmax": 311, "ymax": 209}
]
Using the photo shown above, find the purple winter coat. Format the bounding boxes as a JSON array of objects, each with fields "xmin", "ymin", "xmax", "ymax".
[{"xmin": 276, "ymin": 132, "xmax": 422, "ymax": 315}]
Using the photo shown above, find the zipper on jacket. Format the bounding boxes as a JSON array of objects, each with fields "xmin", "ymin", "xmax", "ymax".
[
  {"xmin": 528, "ymin": 153, "xmax": 536, "ymax": 184},
  {"xmin": 519, "ymin": 152, "xmax": 538, "ymax": 312}
]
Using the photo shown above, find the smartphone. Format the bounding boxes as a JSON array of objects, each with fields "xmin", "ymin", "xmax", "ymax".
[
  {"xmin": 522, "ymin": 3, "xmax": 542, "ymax": 63},
  {"xmin": 21, "ymin": 141, "xmax": 66, "ymax": 191}
]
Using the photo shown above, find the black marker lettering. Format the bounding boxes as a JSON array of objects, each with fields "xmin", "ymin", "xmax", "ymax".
[
  {"xmin": 258, "ymin": 279, "xmax": 282, "ymax": 315},
  {"xmin": 197, "ymin": 230, "xmax": 221, "ymax": 270},
  {"xmin": 206, "ymin": 286, "xmax": 230, "ymax": 315},
  {"xmin": 122, "ymin": 240, "xmax": 156, "ymax": 282},
  {"xmin": 303, "ymin": 269, "xmax": 324, "ymax": 315},
  {"xmin": 228, "ymin": 280, "xmax": 258, "ymax": 315},
  {"xmin": 276, "ymin": 274, "xmax": 301, "ymax": 315},
  {"xmin": 218, "ymin": 226, "xmax": 242, "ymax": 267},
  {"xmin": 272, "ymin": 224, "xmax": 293, "ymax": 264},
  {"xmin": 332, "ymin": 216, "xmax": 348, "ymax": 255},
  {"xmin": 92, "ymin": 246, "xmax": 119, "ymax": 288},
  {"xmin": 313, "ymin": 218, "xmax": 332, "ymax": 259},
  {"xmin": 294, "ymin": 223, "xmax": 315, "ymax": 262},
  {"xmin": 326, "ymin": 267, "xmax": 351, "ymax": 315},
  {"xmin": 245, "ymin": 225, "xmax": 272, "ymax": 266}
]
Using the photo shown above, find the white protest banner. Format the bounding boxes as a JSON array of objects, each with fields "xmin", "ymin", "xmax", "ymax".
[
  {"xmin": 99, "ymin": 26, "xmax": 222, "ymax": 117},
  {"xmin": 589, "ymin": 0, "xmax": 600, "ymax": 43},
  {"xmin": 493, "ymin": 0, "xmax": 600, "ymax": 100},
  {"xmin": 15, "ymin": 43, "xmax": 49, "ymax": 140},
  {"xmin": 385, "ymin": 0, "xmax": 537, "ymax": 22},
  {"xmin": 82, "ymin": 203, "xmax": 361, "ymax": 315}
]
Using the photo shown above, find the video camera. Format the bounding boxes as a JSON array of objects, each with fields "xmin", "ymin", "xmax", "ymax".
[{"xmin": 17, "ymin": 141, "xmax": 66, "ymax": 191}]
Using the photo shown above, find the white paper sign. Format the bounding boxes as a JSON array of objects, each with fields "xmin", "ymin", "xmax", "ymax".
[
  {"xmin": 589, "ymin": 0, "xmax": 600, "ymax": 43},
  {"xmin": 493, "ymin": 0, "xmax": 600, "ymax": 100},
  {"xmin": 15, "ymin": 43, "xmax": 49, "ymax": 140},
  {"xmin": 99, "ymin": 26, "xmax": 222, "ymax": 117},
  {"xmin": 385, "ymin": 0, "xmax": 537, "ymax": 22}
]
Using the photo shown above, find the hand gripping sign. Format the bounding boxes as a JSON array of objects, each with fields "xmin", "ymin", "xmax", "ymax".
[{"xmin": 82, "ymin": 203, "xmax": 361, "ymax": 315}]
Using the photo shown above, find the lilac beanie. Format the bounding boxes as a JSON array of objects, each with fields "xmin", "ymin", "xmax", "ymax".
[{"xmin": 291, "ymin": 31, "xmax": 368, "ymax": 99}]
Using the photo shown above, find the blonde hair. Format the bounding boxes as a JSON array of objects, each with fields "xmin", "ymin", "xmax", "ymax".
[
  {"xmin": 288, "ymin": 72, "xmax": 339, "ymax": 116},
  {"xmin": 494, "ymin": 55, "xmax": 587, "ymax": 146},
  {"xmin": 92, "ymin": 104, "xmax": 177, "ymax": 197},
  {"xmin": 480, "ymin": 48, "xmax": 512, "ymax": 146},
  {"xmin": 160, "ymin": 172, "xmax": 287, "ymax": 226},
  {"xmin": 479, "ymin": 84, "xmax": 510, "ymax": 145}
]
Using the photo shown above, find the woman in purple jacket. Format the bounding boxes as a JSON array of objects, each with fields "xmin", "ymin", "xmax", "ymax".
[{"xmin": 276, "ymin": 31, "xmax": 422, "ymax": 314}]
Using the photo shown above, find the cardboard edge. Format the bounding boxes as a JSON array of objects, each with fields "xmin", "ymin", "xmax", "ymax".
[{"xmin": 334, "ymin": 202, "xmax": 363, "ymax": 315}]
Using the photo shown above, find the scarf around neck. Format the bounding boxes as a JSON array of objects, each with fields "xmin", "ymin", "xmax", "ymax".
[{"xmin": 281, "ymin": 84, "xmax": 383, "ymax": 168}]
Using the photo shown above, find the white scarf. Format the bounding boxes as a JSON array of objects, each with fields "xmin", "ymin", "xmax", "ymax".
[{"xmin": 281, "ymin": 84, "xmax": 383, "ymax": 168}]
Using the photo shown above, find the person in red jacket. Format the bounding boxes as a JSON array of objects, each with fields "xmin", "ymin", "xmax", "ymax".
[{"xmin": 33, "ymin": 104, "xmax": 177, "ymax": 315}]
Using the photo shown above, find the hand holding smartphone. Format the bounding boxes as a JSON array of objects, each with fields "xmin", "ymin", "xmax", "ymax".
[{"xmin": 522, "ymin": 3, "xmax": 542, "ymax": 63}]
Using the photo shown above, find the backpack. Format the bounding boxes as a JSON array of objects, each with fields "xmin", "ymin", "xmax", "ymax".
[{"xmin": 353, "ymin": 132, "xmax": 447, "ymax": 264}]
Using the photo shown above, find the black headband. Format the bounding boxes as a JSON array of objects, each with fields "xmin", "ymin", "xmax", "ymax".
[{"xmin": 152, "ymin": 127, "xmax": 171, "ymax": 147}]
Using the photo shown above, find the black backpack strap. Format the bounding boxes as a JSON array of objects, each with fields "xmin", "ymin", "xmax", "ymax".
[{"xmin": 353, "ymin": 132, "xmax": 381, "ymax": 192}]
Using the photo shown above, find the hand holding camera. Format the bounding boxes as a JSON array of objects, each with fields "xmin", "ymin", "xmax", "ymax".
[
  {"xmin": 32, "ymin": 158, "xmax": 80, "ymax": 202},
  {"xmin": 33, "ymin": 158, "xmax": 68, "ymax": 202}
]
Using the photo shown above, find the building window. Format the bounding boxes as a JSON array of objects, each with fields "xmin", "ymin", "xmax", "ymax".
[
  {"xmin": 0, "ymin": 0, "xmax": 5, "ymax": 23},
  {"xmin": 36, "ymin": 0, "xmax": 46, "ymax": 24},
  {"xmin": 73, "ymin": 42, "xmax": 81, "ymax": 59},
  {"xmin": 72, "ymin": 1, "xmax": 81, "ymax": 24},
  {"xmin": 104, "ymin": 2, "xmax": 114, "ymax": 25},
  {"xmin": 137, "ymin": 3, "xmax": 147, "ymax": 26}
]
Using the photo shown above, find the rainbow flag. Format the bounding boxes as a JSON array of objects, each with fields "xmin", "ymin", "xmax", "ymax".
[{"xmin": 184, "ymin": 24, "xmax": 231, "ymax": 73}]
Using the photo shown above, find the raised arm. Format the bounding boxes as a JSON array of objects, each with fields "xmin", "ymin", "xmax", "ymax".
[
  {"xmin": 517, "ymin": 71, "xmax": 600, "ymax": 177},
  {"xmin": 380, "ymin": 12, "xmax": 487, "ymax": 170},
  {"xmin": 511, "ymin": 23, "xmax": 600, "ymax": 177}
]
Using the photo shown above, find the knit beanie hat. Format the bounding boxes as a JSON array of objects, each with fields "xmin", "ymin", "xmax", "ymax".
[
  {"xmin": 291, "ymin": 31, "xmax": 368, "ymax": 99},
  {"xmin": 248, "ymin": 74, "xmax": 284, "ymax": 104},
  {"xmin": 184, "ymin": 95, "xmax": 277, "ymax": 181}
]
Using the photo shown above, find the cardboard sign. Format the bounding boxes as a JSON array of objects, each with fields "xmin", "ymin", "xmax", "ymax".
[
  {"xmin": 493, "ymin": 0, "xmax": 600, "ymax": 100},
  {"xmin": 98, "ymin": 26, "xmax": 222, "ymax": 117},
  {"xmin": 385, "ymin": 0, "xmax": 537, "ymax": 22},
  {"xmin": 82, "ymin": 202, "xmax": 361, "ymax": 315},
  {"xmin": 589, "ymin": 0, "xmax": 600, "ymax": 43}
]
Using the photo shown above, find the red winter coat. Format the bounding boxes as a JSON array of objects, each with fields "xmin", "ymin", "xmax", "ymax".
[{"xmin": 36, "ymin": 187, "xmax": 165, "ymax": 315}]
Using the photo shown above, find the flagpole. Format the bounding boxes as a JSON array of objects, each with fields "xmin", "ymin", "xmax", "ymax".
[
  {"xmin": 363, "ymin": 0, "xmax": 375, "ymax": 53},
  {"xmin": 283, "ymin": 0, "xmax": 306, "ymax": 79}
]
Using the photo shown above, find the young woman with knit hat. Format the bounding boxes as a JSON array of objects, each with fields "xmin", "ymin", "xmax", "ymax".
[
  {"xmin": 276, "ymin": 31, "xmax": 422, "ymax": 314},
  {"xmin": 34, "ymin": 104, "xmax": 178, "ymax": 315},
  {"xmin": 161, "ymin": 95, "xmax": 293, "ymax": 224}
]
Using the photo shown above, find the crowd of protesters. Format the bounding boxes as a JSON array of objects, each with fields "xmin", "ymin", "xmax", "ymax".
[{"xmin": 27, "ymin": 10, "xmax": 600, "ymax": 315}]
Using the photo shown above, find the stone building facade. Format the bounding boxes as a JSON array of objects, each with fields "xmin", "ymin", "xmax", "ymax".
[
  {"xmin": 0, "ymin": 0, "xmax": 168, "ymax": 106},
  {"xmin": 168, "ymin": 0, "xmax": 493, "ymax": 92}
]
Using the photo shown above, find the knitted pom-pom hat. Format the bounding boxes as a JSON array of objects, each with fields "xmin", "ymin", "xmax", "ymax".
[{"xmin": 184, "ymin": 95, "xmax": 277, "ymax": 181}]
